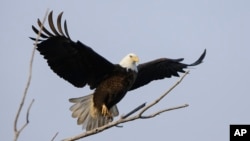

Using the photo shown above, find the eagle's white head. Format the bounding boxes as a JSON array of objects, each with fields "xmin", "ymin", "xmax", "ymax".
[{"xmin": 119, "ymin": 53, "xmax": 139, "ymax": 72}]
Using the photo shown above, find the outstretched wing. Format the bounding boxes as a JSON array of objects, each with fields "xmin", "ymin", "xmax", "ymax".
[
  {"xmin": 129, "ymin": 49, "xmax": 206, "ymax": 91},
  {"xmin": 31, "ymin": 11, "xmax": 115, "ymax": 89}
]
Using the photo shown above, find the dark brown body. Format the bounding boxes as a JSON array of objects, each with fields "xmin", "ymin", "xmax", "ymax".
[{"xmin": 93, "ymin": 66, "xmax": 137, "ymax": 112}]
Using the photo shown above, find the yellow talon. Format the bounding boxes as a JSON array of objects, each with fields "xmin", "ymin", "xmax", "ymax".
[{"xmin": 101, "ymin": 104, "xmax": 110, "ymax": 117}]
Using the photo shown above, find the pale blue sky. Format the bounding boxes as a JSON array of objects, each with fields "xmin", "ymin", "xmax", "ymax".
[{"xmin": 1, "ymin": 0, "xmax": 250, "ymax": 141}]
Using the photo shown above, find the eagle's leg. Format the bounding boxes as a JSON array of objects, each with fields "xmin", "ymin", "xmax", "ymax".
[{"xmin": 101, "ymin": 104, "xmax": 111, "ymax": 117}]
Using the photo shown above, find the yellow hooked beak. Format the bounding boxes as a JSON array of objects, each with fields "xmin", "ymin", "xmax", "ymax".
[{"xmin": 132, "ymin": 55, "xmax": 139, "ymax": 63}]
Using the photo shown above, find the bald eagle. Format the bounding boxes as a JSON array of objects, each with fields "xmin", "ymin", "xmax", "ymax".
[{"xmin": 30, "ymin": 11, "xmax": 206, "ymax": 131}]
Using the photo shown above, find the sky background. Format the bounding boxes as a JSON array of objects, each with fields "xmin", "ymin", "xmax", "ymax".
[{"xmin": 1, "ymin": 0, "xmax": 250, "ymax": 141}]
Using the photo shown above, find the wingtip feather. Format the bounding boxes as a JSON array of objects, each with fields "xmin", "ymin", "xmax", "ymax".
[{"xmin": 188, "ymin": 49, "xmax": 206, "ymax": 66}]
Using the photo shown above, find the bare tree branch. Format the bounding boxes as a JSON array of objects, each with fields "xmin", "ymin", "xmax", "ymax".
[
  {"xmin": 62, "ymin": 70, "xmax": 190, "ymax": 141},
  {"xmin": 13, "ymin": 9, "xmax": 49, "ymax": 141}
]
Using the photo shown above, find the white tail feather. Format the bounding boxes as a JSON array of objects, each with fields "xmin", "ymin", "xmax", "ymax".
[{"xmin": 69, "ymin": 94, "xmax": 119, "ymax": 131}]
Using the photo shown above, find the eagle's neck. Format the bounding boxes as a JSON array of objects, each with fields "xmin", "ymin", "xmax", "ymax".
[{"xmin": 119, "ymin": 61, "xmax": 138, "ymax": 72}]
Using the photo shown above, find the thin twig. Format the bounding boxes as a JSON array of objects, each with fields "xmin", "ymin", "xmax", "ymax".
[
  {"xmin": 140, "ymin": 104, "xmax": 189, "ymax": 119},
  {"xmin": 121, "ymin": 102, "xmax": 146, "ymax": 119},
  {"xmin": 62, "ymin": 71, "xmax": 190, "ymax": 141},
  {"xmin": 16, "ymin": 99, "xmax": 35, "ymax": 134},
  {"xmin": 51, "ymin": 132, "xmax": 59, "ymax": 141},
  {"xmin": 13, "ymin": 9, "xmax": 49, "ymax": 141}
]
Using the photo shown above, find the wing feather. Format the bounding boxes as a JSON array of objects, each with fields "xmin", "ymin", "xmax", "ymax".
[
  {"xmin": 129, "ymin": 49, "xmax": 206, "ymax": 91},
  {"xmin": 30, "ymin": 11, "xmax": 115, "ymax": 88},
  {"xmin": 37, "ymin": 19, "xmax": 54, "ymax": 37},
  {"xmin": 48, "ymin": 11, "xmax": 60, "ymax": 36},
  {"xmin": 57, "ymin": 12, "xmax": 65, "ymax": 35},
  {"xmin": 64, "ymin": 20, "xmax": 71, "ymax": 40},
  {"xmin": 31, "ymin": 25, "xmax": 49, "ymax": 38}
]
